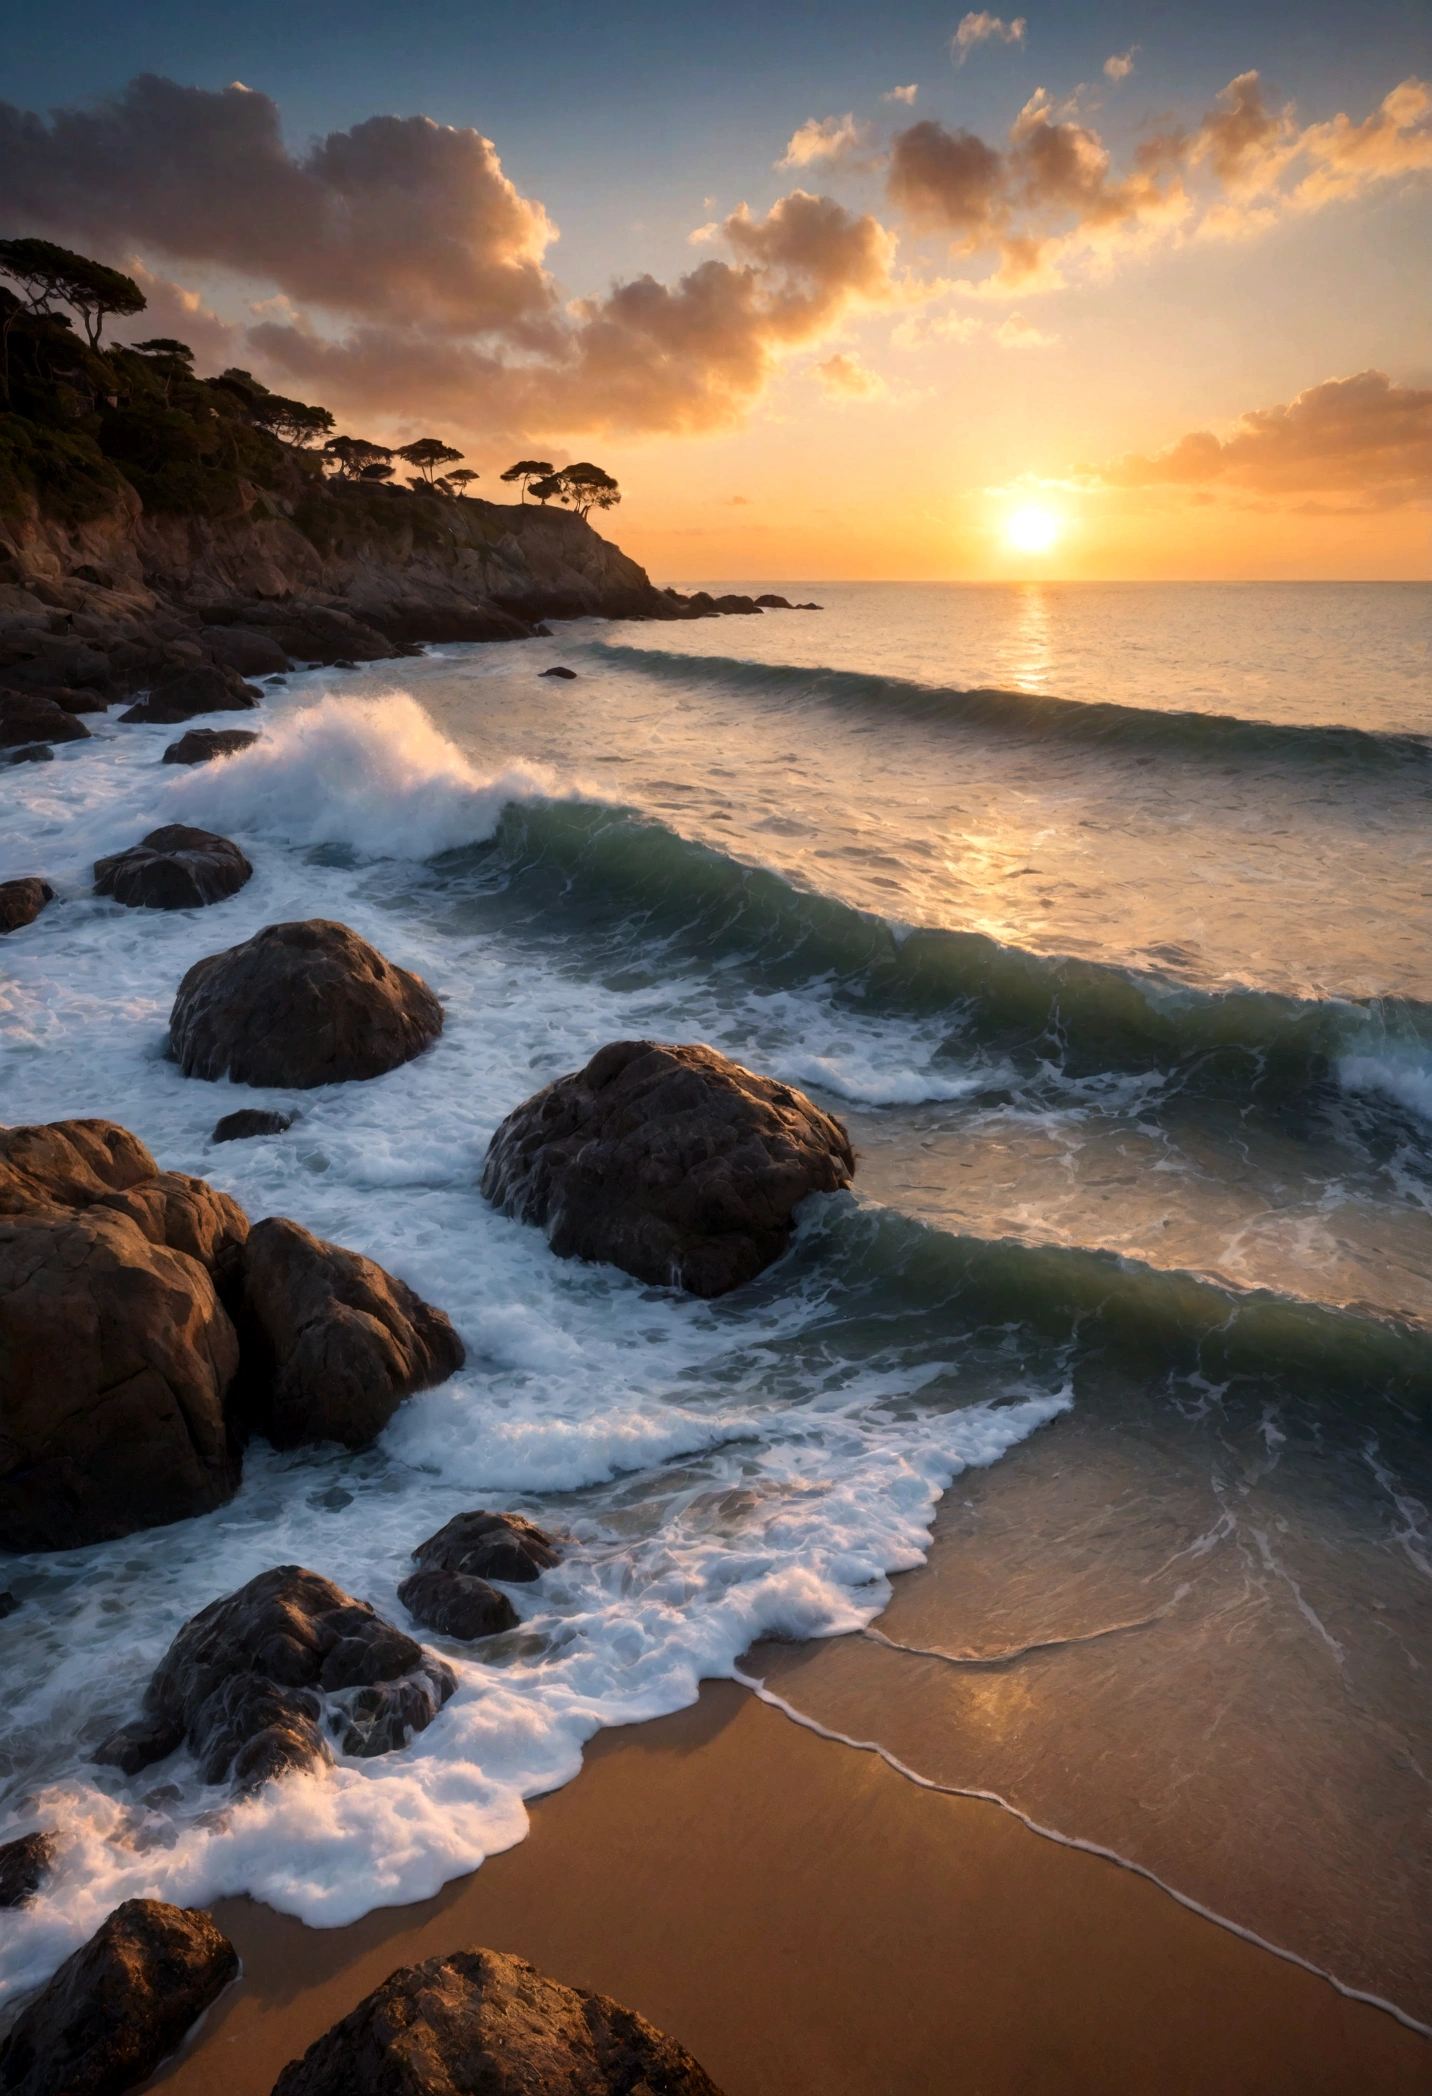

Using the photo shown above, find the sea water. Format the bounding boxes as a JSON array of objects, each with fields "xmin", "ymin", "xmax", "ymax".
[{"xmin": 0, "ymin": 581, "xmax": 1428, "ymax": 2018}]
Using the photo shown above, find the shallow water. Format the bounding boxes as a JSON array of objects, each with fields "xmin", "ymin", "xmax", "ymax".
[{"xmin": 1, "ymin": 580, "xmax": 1428, "ymax": 2021}]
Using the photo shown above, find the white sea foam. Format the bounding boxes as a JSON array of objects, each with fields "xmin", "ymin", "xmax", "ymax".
[
  {"xmin": 0, "ymin": 680, "xmax": 1067, "ymax": 2002},
  {"xmin": 1338, "ymin": 1048, "xmax": 1432, "ymax": 1129}
]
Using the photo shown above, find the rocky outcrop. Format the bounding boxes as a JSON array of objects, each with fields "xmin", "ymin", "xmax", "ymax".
[
  {"xmin": 94, "ymin": 825, "xmax": 253, "ymax": 910},
  {"xmin": 212, "ymin": 1107, "xmax": 293, "ymax": 1143},
  {"xmin": 0, "ymin": 1830, "xmax": 55, "ymax": 1909},
  {"xmin": 411, "ymin": 1509, "xmax": 560, "ymax": 1583},
  {"xmin": 271, "ymin": 1947, "xmax": 724, "ymax": 2096},
  {"xmin": 482, "ymin": 1040, "xmax": 856, "ymax": 1297},
  {"xmin": 397, "ymin": 1568, "xmax": 518, "ymax": 1640},
  {"xmin": 118, "ymin": 662, "xmax": 260, "ymax": 723},
  {"xmin": 225, "ymin": 1216, "xmax": 465, "ymax": 1449},
  {"xmin": 1, "ymin": 689, "xmax": 91, "ymax": 749},
  {"xmin": 162, "ymin": 726, "xmax": 260, "ymax": 765},
  {"xmin": 95, "ymin": 1566, "xmax": 456, "ymax": 1784},
  {"xmin": 1, "ymin": 743, "xmax": 54, "ymax": 767},
  {"xmin": 0, "ymin": 878, "xmax": 54, "ymax": 935},
  {"xmin": 169, "ymin": 920, "xmax": 444, "ymax": 1088},
  {"xmin": 0, "ymin": 1899, "xmax": 237, "ymax": 2096}
]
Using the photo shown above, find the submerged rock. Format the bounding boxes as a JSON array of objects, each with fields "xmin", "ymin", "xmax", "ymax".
[
  {"xmin": 412, "ymin": 1509, "xmax": 560, "ymax": 1584},
  {"xmin": 95, "ymin": 1566, "xmax": 456, "ymax": 1785},
  {"xmin": 0, "ymin": 877, "xmax": 54, "ymax": 934},
  {"xmin": 226, "ymin": 1216, "xmax": 465, "ymax": 1449},
  {"xmin": 271, "ymin": 1947, "xmax": 724, "ymax": 2096},
  {"xmin": 0, "ymin": 1830, "xmax": 56, "ymax": 1909},
  {"xmin": 212, "ymin": 1107, "xmax": 293, "ymax": 1143},
  {"xmin": 119, "ymin": 663, "xmax": 260, "ymax": 723},
  {"xmin": 1, "ymin": 741, "xmax": 53, "ymax": 766},
  {"xmin": 94, "ymin": 825, "xmax": 253, "ymax": 911},
  {"xmin": 540, "ymin": 664, "xmax": 578, "ymax": 679},
  {"xmin": 161, "ymin": 727, "xmax": 260, "ymax": 765},
  {"xmin": 0, "ymin": 1898, "xmax": 237, "ymax": 2096},
  {"xmin": 397, "ymin": 1568, "xmax": 518, "ymax": 1640},
  {"xmin": 0, "ymin": 1119, "xmax": 247, "ymax": 1550},
  {"xmin": 168, "ymin": 919, "xmax": 444, "ymax": 1088},
  {"xmin": 482, "ymin": 1040, "xmax": 855, "ymax": 1297}
]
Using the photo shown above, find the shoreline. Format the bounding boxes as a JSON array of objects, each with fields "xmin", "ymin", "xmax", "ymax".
[{"xmin": 152, "ymin": 1676, "xmax": 1428, "ymax": 2096}]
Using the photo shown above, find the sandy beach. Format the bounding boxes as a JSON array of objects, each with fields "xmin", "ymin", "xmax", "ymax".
[{"xmin": 152, "ymin": 1668, "xmax": 1427, "ymax": 2096}]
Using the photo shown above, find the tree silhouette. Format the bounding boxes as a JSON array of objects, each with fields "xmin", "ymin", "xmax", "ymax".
[
  {"xmin": 0, "ymin": 236, "xmax": 146, "ymax": 397},
  {"xmin": 396, "ymin": 438, "xmax": 463, "ymax": 485},
  {"xmin": 556, "ymin": 462, "xmax": 621, "ymax": 520},
  {"xmin": 251, "ymin": 394, "xmax": 336, "ymax": 447},
  {"xmin": 132, "ymin": 337, "xmax": 194, "ymax": 362},
  {"xmin": 527, "ymin": 474, "xmax": 562, "ymax": 505},
  {"xmin": 500, "ymin": 459, "xmax": 554, "ymax": 502},
  {"xmin": 441, "ymin": 469, "xmax": 480, "ymax": 497},
  {"xmin": 323, "ymin": 435, "xmax": 394, "ymax": 479}
]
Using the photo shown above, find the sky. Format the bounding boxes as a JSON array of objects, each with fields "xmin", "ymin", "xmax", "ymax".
[{"xmin": 1, "ymin": 0, "xmax": 1428, "ymax": 580}]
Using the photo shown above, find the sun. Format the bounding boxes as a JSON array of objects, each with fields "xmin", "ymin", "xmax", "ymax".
[{"xmin": 1006, "ymin": 505, "xmax": 1061, "ymax": 554}]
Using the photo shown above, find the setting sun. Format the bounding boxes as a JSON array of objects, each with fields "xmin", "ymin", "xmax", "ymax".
[{"xmin": 1006, "ymin": 506, "xmax": 1062, "ymax": 554}]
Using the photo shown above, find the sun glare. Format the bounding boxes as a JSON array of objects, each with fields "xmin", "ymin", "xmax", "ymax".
[{"xmin": 1006, "ymin": 505, "xmax": 1061, "ymax": 554}]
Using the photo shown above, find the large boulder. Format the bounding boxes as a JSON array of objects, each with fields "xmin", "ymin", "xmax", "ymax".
[
  {"xmin": 168, "ymin": 920, "xmax": 444, "ymax": 1088},
  {"xmin": 271, "ymin": 1947, "xmax": 723, "ymax": 2096},
  {"xmin": 0, "ymin": 1898, "xmax": 237, "ymax": 2096},
  {"xmin": 411, "ymin": 1509, "xmax": 559, "ymax": 1583},
  {"xmin": 226, "ymin": 1216, "xmax": 465, "ymax": 1449},
  {"xmin": 0, "ymin": 1830, "xmax": 55, "ymax": 1909},
  {"xmin": 161, "ymin": 727, "xmax": 260, "ymax": 765},
  {"xmin": 0, "ymin": 878, "xmax": 53, "ymax": 935},
  {"xmin": 93, "ymin": 825, "xmax": 253, "ymax": 911},
  {"xmin": 0, "ymin": 1119, "xmax": 247, "ymax": 1550},
  {"xmin": 481, "ymin": 1040, "xmax": 855, "ymax": 1297},
  {"xmin": 204, "ymin": 625, "xmax": 292, "ymax": 677},
  {"xmin": 94, "ymin": 1566, "xmax": 456, "ymax": 1785},
  {"xmin": 0, "ymin": 1209, "xmax": 240, "ymax": 1551},
  {"xmin": 397, "ymin": 1569, "xmax": 517, "ymax": 1641},
  {"xmin": 119, "ymin": 664, "xmax": 260, "ymax": 724},
  {"xmin": 0, "ymin": 689, "xmax": 90, "ymax": 749}
]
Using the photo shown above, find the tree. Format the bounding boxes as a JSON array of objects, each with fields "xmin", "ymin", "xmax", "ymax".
[
  {"xmin": 556, "ymin": 462, "xmax": 621, "ymax": 521},
  {"xmin": 250, "ymin": 393, "xmax": 336, "ymax": 447},
  {"xmin": 396, "ymin": 437, "xmax": 463, "ymax": 485},
  {"xmin": 359, "ymin": 461, "xmax": 394, "ymax": 480},
  {"xmin": 528, "ymin": 474, "xmax": 562, "ymax": 505},
  {"xmin": 500, "ymin": 459, "xmax": 554, "ymax": 503},
  {"xmin": 440, "ymin": 469, "xmax": 480, "ymax": 497},
  {"xmin": 322, "ymin": 434, "xmax": 394, "ymax": 479},
  {"xmin": 132, "ymin": 337, "xmax": 194, "ymax": 362},
  {"xmin": 0, "ymin": 236, "xmax": 146, "ymax": 398}
]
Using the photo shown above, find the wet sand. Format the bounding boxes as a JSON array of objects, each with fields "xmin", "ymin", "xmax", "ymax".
[{"xmin": 153, "ymin": 1677, "xmax": 1428, "ymax": 2096}]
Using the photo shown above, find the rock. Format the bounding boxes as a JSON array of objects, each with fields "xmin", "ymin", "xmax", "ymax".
[
  {"xmin": 169, "ymin": 919, "xmax": 444, "ymax": 1089},
  {"xmin": 755, "ymin": 594, "xmax": 793, "ymax": 609},
  {"xmin": 95, "ymin": 1566, "xmax": 456, "ymax": 1784},
  {"xmin": 481, "ymin": 1040, "xmax": 855, "ymax": 1297},
  {"xmin": 119, "ymin": 664, "xmax": 261, "ymax": 724},
  {"xmin": 0, "ymin": 1831, "xmax": 55, "ymax": 1909},
  {"xmin": 161, "ymin": 727, "xmax": 260, "ymax": 765},
  {"xmin": 794, "ymin": 601, "xmax": 824, "ymax": 610},
  {"xmin": 412, "ymin": 1509, "xmax": 559, "ymax": 1584},
  {"xmin": 1, "ymin": 742, "xmax": 54, "ymax": 766},
  {"xmin": 0, "ymin": 689, "xmax": 91, "ymax": 749},
  {"xmin": 0, "ymin": 1209, "xmax": 240, "ymax": 1551},
  {"xmin": 204, "ymin": 626, "xmax": 292, "ymax": 677},
  {"xmin": 227, "ymin": 1216, "xmax": 464, "ymax": 1449},
  {"xmin": 212, "ymin": 1107, "xmax": 293, "ymax": 1143},
  {"xmin": 0, "ymin": 1898, "xmax": 237, "ymax": 2096},
  {"xmin": 711, "ymin": 594, "xmax": 762, "ymax": 614},
  {"xmin": 0, "ymin": 878, "xmax": 54, "ymax": 934},
  {"xmin": 0, "ymin": 1119, "xmax": 248, "ymax": 1549},
  {"xmin": 539, "ymin": 665, "xmax": 578, "ymax": 679},
  {"xmin": 271, "ymin": 1947, "xmax": 723, "ymax": 2096},
  {"xmin": 332, "ymin": 657, "xmax": 358, "ymax": 670},
  {"xmin": 397, "ymin": 1568, "xmax": 518, "ymax": 1640},
  {"xmin": 203, "ymin": 601, "xmax": 399, "ymax": 667},
  {"xmin": 93, "ymin": 825, "xmax": 253, "ymax": 911}
]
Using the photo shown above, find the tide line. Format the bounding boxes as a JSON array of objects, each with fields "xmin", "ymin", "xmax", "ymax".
[{"xmin": 733, "ymin": 1667, "xmax": 1432, "ymax": 2039}]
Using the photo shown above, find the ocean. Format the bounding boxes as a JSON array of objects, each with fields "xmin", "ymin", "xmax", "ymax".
[{"xmin": 1, "ymin": 580, "xmax": 1429, "ymax": 2023}]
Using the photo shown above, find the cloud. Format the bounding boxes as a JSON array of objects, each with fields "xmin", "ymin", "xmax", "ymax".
[
  {"xmin": 813, "ymin": 351, "xmax": 886, "ymax": 399},
  {"xmin": 953, "ymin": 13, "xmax": 1027, "ymax": 64},
  {"xmin": 1103, "ymin": 50, "xmax": 1136, "ymax": 83},
  {"xmin": 883, "ymin": 85, "xmax": 919, "ymax": 106},
  {"xmin": 1090, "ymin": 370, "xmax": 1432, "ymax": 509},
  {"xmin": 886, "ymin": 71, "xmax": 1432, "ymax": 292},
  {"xmin": 0, "ymin": 74, "xmax": 559, "ymax": 343},
  {"xmin": 253, "ymin": 189, "xmax": 914, "ymax": 439},
  {"xmin": 995, "ymin": 310, "xmax": 1057, "ymax": 347},
  {"xmin": 777, "ymin": 113, "xmax": 872, "ymax": 170},
  {"xmin": 891, "ymin": 310, "xmax": 982, "ymax": 347}
]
